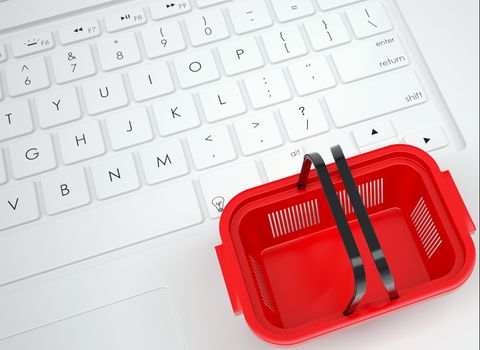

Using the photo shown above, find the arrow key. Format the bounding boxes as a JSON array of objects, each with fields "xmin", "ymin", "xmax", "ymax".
[
  {"xmin": 404, "ymin": 127, "xmax": 448, "ymax": 152},
  {"xmin": 352, "ymin": 119, "xmax": 396, "ymax": 150}
]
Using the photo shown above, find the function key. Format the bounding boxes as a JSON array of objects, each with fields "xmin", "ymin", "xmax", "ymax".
[
  {"xmin": 150, "ymin": 1, "xmax": 191, "ymax": 20},
  {"xmin": 104, "ymin": 7, "xmax": 146, "ymax": 32},
  {"xmin": 196, "ymin": 0, "xmax": 229, "ymax": 8},
  {"xmin": 11, "ymin": 32, "xmax": 54, "ymax": 57},
  {"xmin": 58, "ymin": 19, "xmax": 101, "ymax": 44}
]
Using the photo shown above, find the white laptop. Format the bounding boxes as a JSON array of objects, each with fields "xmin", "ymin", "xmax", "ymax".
[{"xmin": 0, "ymin": 0, "xmax": 478, "ymax": 349}]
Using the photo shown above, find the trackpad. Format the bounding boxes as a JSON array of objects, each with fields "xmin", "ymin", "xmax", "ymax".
[{"xmin": 0, "ymin": 288, "xmax": 183, "ymax": 350}]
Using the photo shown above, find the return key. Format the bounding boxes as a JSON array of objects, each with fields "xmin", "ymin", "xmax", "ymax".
[{"xmin": 332, "ymin": 36, "xmax": 409, "ymax": 83}]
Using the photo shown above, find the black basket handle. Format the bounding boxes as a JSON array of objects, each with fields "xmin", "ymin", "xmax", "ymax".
[
  {"xmin": 331, "ymin": 145, "xmax": 399, "ymax": 300},
  {"xmin": 297, "ymin": 152, "xmax": 366, "ymax": 315}
]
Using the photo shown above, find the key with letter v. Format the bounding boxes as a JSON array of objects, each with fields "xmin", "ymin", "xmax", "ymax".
[{"xmin": 0, "ymin": 182, "xmax": 40, "ymax": 230}]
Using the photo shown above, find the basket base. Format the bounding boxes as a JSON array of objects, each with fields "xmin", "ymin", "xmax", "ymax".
[{"xmin": 261, "ymin": 207, "xmax": 430, "ymax": 329}]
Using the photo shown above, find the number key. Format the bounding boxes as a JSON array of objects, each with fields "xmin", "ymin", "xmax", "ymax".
[
  {"xmin": 5, "ymin": 57, "xmax": 50, "ymax": 97},
  {"xmin": 96, "ymin": 32, "xmax": 141, "ymax": 71},
  {"xmin": 51, "ymin": 44, "xmax": 96, "ymax": 83},
  {"xmin": 184, "ymin": 9, "xmax": 229, "ymax": 46},
  {"xmin": 141, "ymin": 21, "xmax": 186, "ymax": 58}
]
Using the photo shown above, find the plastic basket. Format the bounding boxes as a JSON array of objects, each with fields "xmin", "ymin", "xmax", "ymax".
[{"xmin": 215, "ymin": 144, "xmax": 476, "ymax": 345}]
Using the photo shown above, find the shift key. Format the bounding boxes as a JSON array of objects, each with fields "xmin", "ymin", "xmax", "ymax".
[{"xmin": 325, "ymin": 70, "xmax": 427, "ymax": 127}]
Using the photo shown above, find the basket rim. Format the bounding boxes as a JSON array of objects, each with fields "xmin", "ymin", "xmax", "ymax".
[{"xmin": 216, "ymin": 144, "xmax": 476, "ymax": 345}]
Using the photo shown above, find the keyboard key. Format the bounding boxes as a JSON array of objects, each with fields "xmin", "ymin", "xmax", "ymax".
[
  {"xmin": 105, "ymin": 107, "xmax": 153, "ymax": 150},
  {"xmin": 244, "ymin": 68, "xmax": 292, "ymax": 109},
  {"xmin": 0, "ymin": 100, "xmax": 33, "ymax": 141},
  {"xmin": 173, "ymin": 49, "xmax": 219, "ymax": 88},
  {"xmin": 91, "ymin": 153, "xmax": 140, "ymax": 200},
  {"xmin": 227, "ymin": 0, "xmax": 272, "ymax": 34},
  {"xmin": 288, "ymin": 55, "xmax": 336, "ymax": 96},
  {"xmin": 218, "ymin": 37, "xmax": 264, "ymax": 76},
  {"xmin": 51, "ymin": 44, "xmax": 96, "ymax": 83},
  {"xmin": 333, "ymin": 36, "xmax": 409, "ymax": 82},
  {"xmin": 82, "ymin": 74, "xmax": 128, "ymax": 115},
  {"xmin": 41, "ymin": 168, "xmax": 90, "ymax": 215},
  {"xmin": 303, "ymin": 134, "xmax": 358, "ymax": 164},
  {"xmin": 150, "ymin": 1, "xmax": 191, "ymax": 19},
  {"xmin": 152, "ymin": 94, "xmax": 200, "ymax": 136},
  {"xmin": 11, "ymin": 31, "xmax": 54, "ymax": 57},
  {"xmin": 404, "ymin": 127, "xmax": 448, "ymax": 152},
  {"xmin": 352, "ymin": 119, "xmax": 397, "ymax": 149},
  {"xmin": 271, "ymin": 0, "xmax": 315, "ymax": 22},
  {"xmin": 317, "ymin": 0, "xmax": 363, "ymax": 10},
  {"xmin": 304, "ymin": 14, "xmax": 350, "ymax": 51},
  {"xmin": 185, "ymin": 9, "xmax": 229, "ymax": 46},
  {"xmin": 128, "ymin": 61, "xmax": 174, "ymax": 102},
  {"xmin": 325, "ymin": 70, "xmax": 427, "ymax": 127},
  {"xmin": 104, "ymin": 7, "xmax": 146, "ymax": 32},
  {"xmin": 0, "ymin": 182, "xmax": 40, "ymax": 231},
  {"xmin": 0, "ymin": 44, "xmax": 6, "ymax": 62},
  {"xmin": 280, "ymin": 98, "xmax": 329, "ymax": 141},
  {"xmin": 196, "ymin": 0, "xmax": 229, "ymax": 7},
  {"xmin": 0, "ymin": 149, "xmax": 6, "ymax": 184},
  {"xmin": 139, "ymin": 139, "xmax": 189, "ymax": 184},
  {"xmin": 200, "ymin": 162, "xmax": 261, "ymax": 218},
  {"xmin": 35, "ymin": 86, "xmax": 81, "ymax": 128},
  {"xmin": 58, "ymin": 120, "xmax": 105, "ymax": 164},
  {"xmin": 58, "ymin": 19, "xmax": 101, "ymax": 44},
  {"xmin": 262, "ymin": 146, "xmax": 305, "ymax": 181},
  {"xmin": 199, "ymin": 81, "xmax": 246, "ymax": 122},
  {"xmin": 141, "ymin": 22, "xmax": 186, "ymax": 58},
  {"xmin": 187, "ymin": 125, "xmax": 236, "ymax": 170},
  {"xmin": 262, "ymin": 26, "xmax": 308, "ymax": 63},
  {"xmin": 9, "ymin": 134, "xmax": 56, "ymax": 179},
  {"xmin": 5, "ymin": 57, "xmax": 50, "ymax": 96},
  {"xmin": 347, "ymin": 2, "xmax": 393, "ymax": 39},
  {"xmin": 234, "ymin": 111, "xmax": 283, "ymax": 155},
  {"xmin": 97, "ymin": 32, "xmax": 141, "ymax": 71},
  {"xmin": 0, "ymin": 180, "xmax": 201, "ymax": 283}
]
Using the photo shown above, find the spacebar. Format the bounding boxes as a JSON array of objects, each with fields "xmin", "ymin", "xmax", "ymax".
[{"xmin": 0, "ymin": 181, "xmax": 203, "ymax": 286}]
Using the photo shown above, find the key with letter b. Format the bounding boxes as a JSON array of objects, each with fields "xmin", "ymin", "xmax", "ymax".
[{"xmin": 41, "ymin": 168, "xmax": 90, "ymax": 215}]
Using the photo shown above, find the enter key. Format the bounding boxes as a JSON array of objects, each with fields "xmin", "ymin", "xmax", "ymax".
[{"xmin": 332, "ymin": 36, "xmax": 409, "ymax": 82}]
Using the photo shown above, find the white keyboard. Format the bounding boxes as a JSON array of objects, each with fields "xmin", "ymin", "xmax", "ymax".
[{"xmin": 0, "ymin": 0, "xmax": 459, "ymax": 284}]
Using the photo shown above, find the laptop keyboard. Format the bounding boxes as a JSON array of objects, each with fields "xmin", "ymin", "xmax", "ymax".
[{"xmin": 0, "ymin": 1, "xmax": 457, "ymax": 242}]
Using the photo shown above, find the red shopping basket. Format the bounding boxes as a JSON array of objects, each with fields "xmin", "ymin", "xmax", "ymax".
[{"xmin": 215, "ymin": 144, "xmax": 476, "ymax": 345}]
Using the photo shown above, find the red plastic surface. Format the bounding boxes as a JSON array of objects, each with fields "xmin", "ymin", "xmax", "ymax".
[{"xmin": 215, "ymin": 145, "xmax": 476, "ymax": 345}]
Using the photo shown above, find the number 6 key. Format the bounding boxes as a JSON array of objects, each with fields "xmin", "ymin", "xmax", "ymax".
[{"xmin": 5, "ymin": 56, "xmax": 50, "ymax": 96}]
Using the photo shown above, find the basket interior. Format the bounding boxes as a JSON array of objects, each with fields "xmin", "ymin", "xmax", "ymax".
[{"xmin": 235, "ymin": 163, "xmax": 460, "ymax": 330}]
